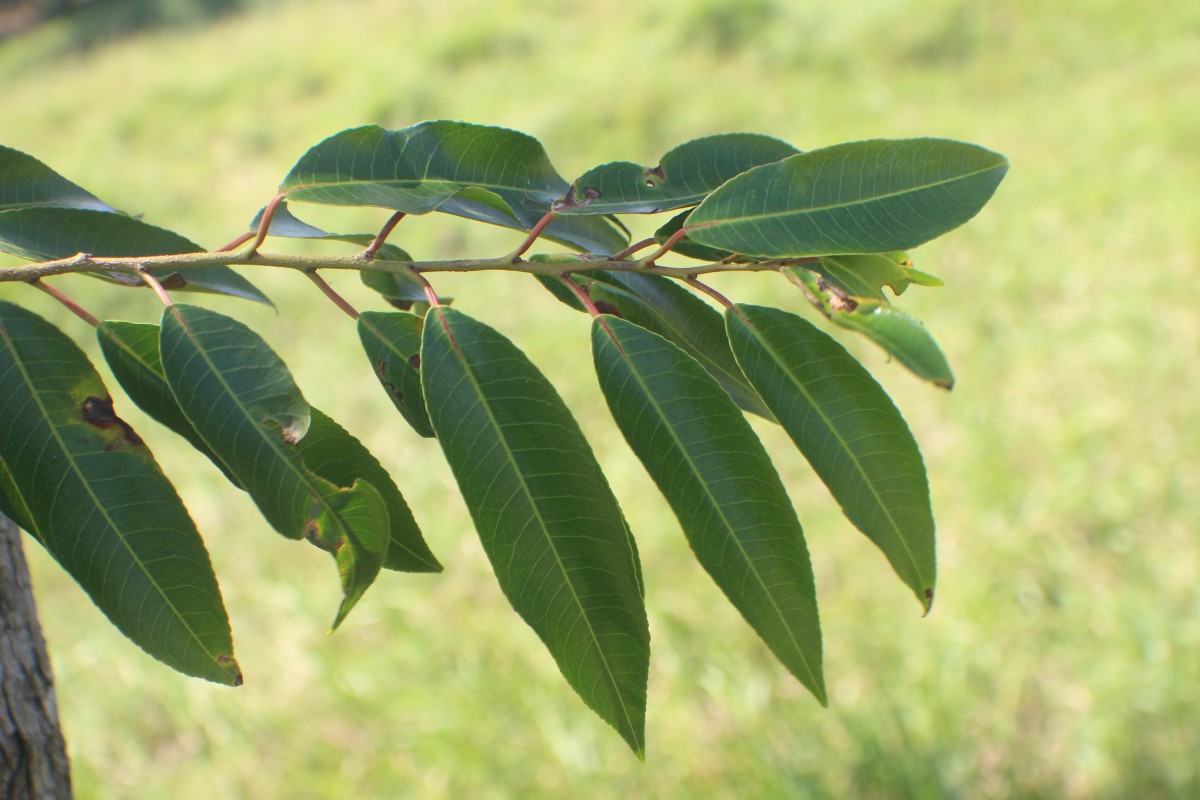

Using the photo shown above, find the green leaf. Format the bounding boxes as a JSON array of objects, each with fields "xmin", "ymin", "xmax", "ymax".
[
  {"xmin": 726, "ymin": 304, "xmax": 936, "ymax": 610},
  {"xmin": 687, "ymin": 138, "xmax": 1008, "ymax": 257},
  {"xmin": 653, "ymin": 209, "xmax": 743, "ymax": 262},
  {"xmin": 357, "ymin": 311, "xmax": 434, "ymax": 438},
  {"xmin": 421, "ymin": 306, "xmax": 649, "ymax": 755},
  {"xmin": 785, "ymin": 269, "xmax": 955, "ymax": 388},
  {"xmin": 0, "ymin": 207, "xmax": 270, "ymax": 305},
  {"xmin": 279, "ymin": 122, "xmax": 628, "ymax": 254},
  {"xmin": 0, "ymin": 145, "xmax": 115, "ymax": 212},
  {"xmin": 0, "ymin": 300, "xmax": 240, "ymax": 684},
  {"xmin": 96, "ymin": 321, "xmax": 241, "ymax": 485},
  {"xmin": 0, "ymin": 456, "xmax": 38, "ymax": 539},
  {"xmin": 159, "ymin": 304, "xmax": 388, "ymax": 628},
  {"xmin": 537, "ymin": 270, "xmax": 774, "ymax": 421},
  {"xmin": 790, "ymin": 254, "xmax": 922, "ymax": 303},
  {"xmin": 299, "ymin": 407, "xmax": 440, "ymax": 573},
  {"xmin": 592, "ymin": 315, "xmax": 825, "ymax": 703},
  {"xmin": 554, "ymin": 133, "xmax": 799, "ymax": 215},
  {"xmin": 831, "ymin": 303, "xmax": 955, "ymax": 389}
]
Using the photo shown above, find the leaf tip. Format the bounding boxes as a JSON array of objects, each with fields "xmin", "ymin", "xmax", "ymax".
[{"xmin": 921, "ymin": 587, "xmax": 935, "ymax": 617}]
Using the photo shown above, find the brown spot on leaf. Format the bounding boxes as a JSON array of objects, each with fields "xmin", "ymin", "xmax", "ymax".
[
  {"xmin": 581, "ymin": 186, "xmax": 602, "ymax": 201},
  {"xmin": 594, "ymin": 301, "xmax": 622, "ymax": 317},
  {"xmin": 81, "ymin": 396, "xmax": 143, "ymax": 446},
  {"xmin": 644, "ymin": 164, "xmax": 666, "ymax": 187},
  {"xmin": 303, "ymin": 518, "xmax": 320, "ymax": 540},
  {"xmin": 407, "ymin": 353, "xmax": 421, "ymax": 369}
]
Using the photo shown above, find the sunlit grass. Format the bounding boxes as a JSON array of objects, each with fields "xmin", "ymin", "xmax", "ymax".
[{"xmin": 2, "ymin": 0, "xmax": 1197, "ymax": 797}]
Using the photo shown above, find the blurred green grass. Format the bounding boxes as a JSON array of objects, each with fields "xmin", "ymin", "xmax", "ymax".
[{"xmin": 1, "ymin": 0, "xmax": 1198, "ymax": 796}]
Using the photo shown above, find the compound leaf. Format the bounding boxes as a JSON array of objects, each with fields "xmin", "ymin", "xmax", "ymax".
[
  {"xmin": 687, "ymin": 138, "xmax": 1008, "ymax": 257},
  {"xmin": 0, "ymin": 300, "xmax": 240, "ymax": 685},
  {"xmin": 592, "ymin": 315, "xmax": 824, "ymax": 702},
  {"xmin": 726, "ymin": 304, "xmax": 936, "ymax": 610},
  {"xmin": 421, "ymin": 306, "xmax": 649, "ymax": 756}
]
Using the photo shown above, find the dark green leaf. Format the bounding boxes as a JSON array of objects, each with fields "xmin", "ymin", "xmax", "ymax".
[
  {"xmin": 554, "ymin": 134, "xmax": 799, "ymax": 215},
  {"xmin": 421, "ymin": 306, "xmax": 649, "ymax": 755},
  {"xmin": 159, "ymin": 304, "xmax": 388, "ymax": 628},
  {"xmin": 299, "ymin": 407, "xmax": 440, "ymax": 573},
  {"xmin": 357, "ymin": 311, "xmax": 434, "ymax": 438},
  {"xmin": 537, "ymin": 270, "xmax": 774, "ymax": 421},
  {"xmin": 0, "ymin": 457, "xmax": 38, "ymax": 539},
  {"xmin": 0, "ymin": 145, "xmax": 115, "ymax": 212},
  {"xmin": 96, "ymin": 321, "xmax": 241, "ymax": 485},
  {"xmin": 592, "ymin": 316, "xmax": 825, "ymax": 703},
  {"xmin": 0, "ymin": 207, "xmax": 270, "ymax": 305},
  {"xmin": 0, "ymin": 300, "xmax": 240, "ymax": 684},
  {"xmin": 726, "ymin": 304, "xmax": 936, "ymax": 610},
  {"xmin": 687, "ymin": 138, "xmax": 1008, "ymax": 257},
  {"xmin": 280, "ymin": 122, "xmax": 628, "ymax": 253}
]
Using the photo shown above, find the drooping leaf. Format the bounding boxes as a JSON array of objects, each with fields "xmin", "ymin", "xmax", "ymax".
[
  {"xmin": 554, "ymin": 134, "xmax": 799, "ymax": 215},
  {"xmin": 687, "ymin": 138, "xmax": 1008, "ymax": 258},
  {"xmin": 159, "ymin": 304, "xmax": 388, "ymax": 628},
  {"xmin": 279, "ymin": 122, "xmax": 628, "ymax": 254},
  {"xmin": 0, "ymin": 207, "xmax": 270, "ymax": 304},
  {"xmin": 299, "ymin": 407, "xmax": 439, "ymax": 573},
  {"xmin": 96, "ymin": 320, "xmax": 241, "ymax": 485},
  {"xmin": 536, "ymin": 270, "xmax": 774, "ymax": 420},
  {"xmin": 421, "ymin": 306, "xmax": 649, "ymax": 755},
  {"xmin": 726, "ymin": 304, "xmax": 936, "ymax": 610},
  {"xmin": 0, "ymin": 300, "xmax": 240, "ymax": 684},
  {"xmin": 0, "ymin": 145, "xmax": 115, "ymax": 212},
  {"xmin": 786, "ymin": 270, "xmax": 954, "ymax": 388},
  {"xmin": 592, "ymin": 315, "xmax": 825, "ymax": 702},
  {"xmin": 789, "ymin": 254, "xmax": 924, "ymax": 303},
  {"xmin": 357, "ymin": 311, "xmax": 434, "ymax": 438}
]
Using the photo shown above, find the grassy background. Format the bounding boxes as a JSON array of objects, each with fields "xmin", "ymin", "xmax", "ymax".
[{"xmin": 2, "ymin": 0, "xmax": 1198, "ymax": 796}]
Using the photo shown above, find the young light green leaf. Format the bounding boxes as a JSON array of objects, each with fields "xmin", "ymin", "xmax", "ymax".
[
  {"xmin": 299, "ymin": 407, "xmax": 440, "ymax": 573},
  {"xmin": 421, "ymin": 306, "xmax": 649, "ymax": 755},
  {"xmin": 554, "ymin": 133, "xmax": 799, "ymax": 215},
  {"xmin": 785, "ymin": 269, "xmax": 955, "ymax": 388},
  {"xmin": 0, "ymin": 207, "xmax": 270, "ymax": 304},
  {"xmin": 592, "ymin": 315, "xmax": 825, "ymax": 703},
  {"xmin": 279, "ymin": 122, "xmax": 628, "ymax": 254},
  {"xmin": 687, "ymin": 138, "xmax": 1008, "ymax": 258},
  {"xmin": 357, "ymin": 311, "xmax": 434, "ymax": 438},
  {"xmin": 97, "ymin": 321, "xmax": 241, "ymax": 485},
  {"xmin": 159, "ymin": 304, "xmax": 388, "ymax": 628},
  {"xmin": 536, "ymin": 270, "xmax": 774, "ymax": 421},
  {"xmin": 788, "ymin": 254, "xmax": 923, "ymax": 303},
  {"xmin": 726, "ymin": 304, "xmax": 936, "ymax": 611},
  {"xmin": 0, "ymin": 145, "xmax": 115, "ymax": 212},
  {"xmin": 0, "ymin": 300, "xmax": 240, "ymax": 685}
]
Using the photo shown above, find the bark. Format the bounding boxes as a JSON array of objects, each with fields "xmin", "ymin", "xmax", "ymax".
[{"xmin": 0, "ymin": 514, "xmax": 72, "ymax": 799}]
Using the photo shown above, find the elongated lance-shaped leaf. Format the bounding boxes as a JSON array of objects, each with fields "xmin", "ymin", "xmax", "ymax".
[
  {"xmin": 97, "ymin": 321, "xmax": 241, "ymax": 485},
  {"xmin": 726, "ymin": 304, "xmax": 936, "ymax": 610},
  {"xmin": 279, "ymin": 122, "xmax": 628, "ymax": 254},
  {"xmin": 159, "ymin": 304, "xmax": 388, "ymax": 628},
  {"xmin": 536, "ymin": 269, "xmax": 774, "ymax": 421},
  {"xmin": 357, "ymin": 311, "xmax": 434, "ymax": 438},
  {"xmin": 0, "ymin": 301, "xmax": 240, "ymax": 684},
  {"xmin": 788, "ymin": 254, "xmax": 932, "ymax": 303},
  {"xmin": 421, "ymin": 306, "xmax": 649, "ymax": 755},
  {"xmin": 786, "ymin": 269, "xmax": 954, "ymax": 389},
  {"xmin": 592, "ymin": 315, "xmax": 825, "ymax": 702},
  {"xmin": 299, "ymin": 408, "xmax": 440, "ymax": 573},
  {"xmin": 0, "ymin": 145, "xmax": 115, "ymax": 211},
  {"xmin": 687, "ymin": 138, "xmax": 1008, "ymax": 258},
  {"xmin": 554, "ymin": 134, "xmax": 799, "ymax": 215},
  {"xmin": 0, "ymin": 207, "xmax": 270, "ymax": 304}
]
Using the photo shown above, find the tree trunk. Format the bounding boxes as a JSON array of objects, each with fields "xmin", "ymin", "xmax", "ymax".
[{"xmin": 0, "ymin": 514, "xmax": 72, "ymax": 799}]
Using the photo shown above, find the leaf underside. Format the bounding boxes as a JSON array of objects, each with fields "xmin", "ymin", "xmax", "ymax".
[
  {"xmin": 421, "ymin": 305, "xmax": 649, "ymax": 756},
  {"xmin": 0, "ymin": 300, "xmax": 240, "ymax": 685},
  {"xmin": 726, "ymin": 304, "xmax": 936, "ymax": 610},
  {"xmin": 592, "ymin": 315, "xmax": 825, "ymax": 703},
  {"xmin": 357, "ymin": 311, "xmax": 435, "ymax": 438}
]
